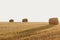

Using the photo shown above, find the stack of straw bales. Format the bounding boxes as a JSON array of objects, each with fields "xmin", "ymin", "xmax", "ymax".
[
  {"xmin": 9, "ymin": 19, "xmax": 14, "ymax": 22},
  {"xmin": 49, "ymin": 18, "xmax": 59, "ymax": 25},
  {"xmin": 22, "ymin": 18, "xmax": 28, "ymax": 22}
]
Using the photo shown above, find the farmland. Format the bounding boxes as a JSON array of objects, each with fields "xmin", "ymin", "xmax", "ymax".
[{"xmin": 0, "ymin": 22, "xmax": 60, "ymax": 40}]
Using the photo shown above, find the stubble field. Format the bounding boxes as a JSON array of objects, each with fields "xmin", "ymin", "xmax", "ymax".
[{"xmin": 0, "ymin": 22, "xmax": 60, "ymax": 40}]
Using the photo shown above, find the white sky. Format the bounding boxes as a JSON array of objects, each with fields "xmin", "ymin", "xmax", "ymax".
[{"xmin": 0, "ymin": 0, "xmax": 60, "ymax": 22}]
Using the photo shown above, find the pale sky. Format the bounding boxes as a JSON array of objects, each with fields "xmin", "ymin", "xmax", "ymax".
[{"xmin": 0, "ymin": 0, "xmax": 60, "ymax": 22}]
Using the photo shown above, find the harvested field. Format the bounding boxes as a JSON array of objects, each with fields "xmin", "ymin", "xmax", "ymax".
[{"xmin": 0, "ymin": 22, "xmax": 60, "ymax": 40}]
